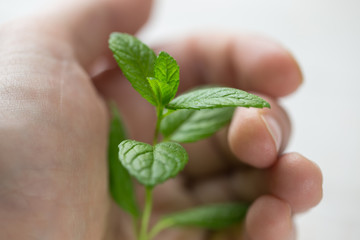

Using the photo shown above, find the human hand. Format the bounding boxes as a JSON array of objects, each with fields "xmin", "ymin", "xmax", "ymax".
[{"xmin": 0, "ymin": 0, "xmax": 322, "ymax": 240}]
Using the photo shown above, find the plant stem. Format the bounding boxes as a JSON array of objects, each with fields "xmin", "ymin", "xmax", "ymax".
[
  {"xmin": 139, "ymin": 186, "xmax": 153, "ymax": 240},
  {"xmin": 153, "ymin": 106, "xmax": 164, "ymax": 145},
  {"xmin": 140, "ymin": 106, "xmax": 163, "ymax": 239}
]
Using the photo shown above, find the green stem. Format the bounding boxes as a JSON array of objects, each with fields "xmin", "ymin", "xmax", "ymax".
[
  {"xmin": 153, "ymin": 106, "xmax": 164, "ymax": 145},
  {"xmin": 139, "ymin": 187, "xmax": 153, "ymax": 240},
  {"xmin": 139, "ymin": 106, "xmax": 164, "ymax": 239}
]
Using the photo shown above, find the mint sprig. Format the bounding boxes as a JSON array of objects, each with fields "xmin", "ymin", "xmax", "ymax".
[{"xmin": 108, "ymin": 33, "xmax": 270, "ymax": 240}]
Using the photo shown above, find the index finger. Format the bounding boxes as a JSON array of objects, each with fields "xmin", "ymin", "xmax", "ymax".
[{"xmin": 156, "ymin": 33, "xmax": 303, "ymax": 97}]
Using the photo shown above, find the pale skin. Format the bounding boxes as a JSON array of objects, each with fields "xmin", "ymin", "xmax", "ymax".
[{"xmin": 0, "ymin": 0, "xmax": 322, "ymax": 239}]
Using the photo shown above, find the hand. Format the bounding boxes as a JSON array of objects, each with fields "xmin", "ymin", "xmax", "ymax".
[{"xmin": 0, "ymin": 1, "xmax": 322, "ymax": 240}]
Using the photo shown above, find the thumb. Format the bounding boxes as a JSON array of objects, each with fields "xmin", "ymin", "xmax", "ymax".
[{"xmin": 37, "ymin": 0, "xmax": 153, "ymax": 67}]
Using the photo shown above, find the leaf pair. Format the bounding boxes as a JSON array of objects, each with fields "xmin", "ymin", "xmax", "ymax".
[
  {"xmin": 109, "ymin": 107, "xmax": 187, "ymax": 218},
  {"xmin": 109, "ymin": 106, "xmax": 249, "ymax": 230},
  {"xmin": 109, "ymin": 33, "xmax": 270, "ymax": 115},
  {"xmin": 159, "ymin": 86, "xmax": 270, "ymax": 143},
  {"xmin": 116, "ymin": 107, "xmax": 235, "ymax": 188},
  {"xmin": 109, "ymin": 33, "xmax": 270, "ymax": 112},
  {"xmin": 109, "ymin": 33, "xmax": 179, "ymax": 107},
  {"xmin": 149, "ymin": 51, "xmax": 179, "ymax": 106},
  {"xmin": 118, "ymin": 140, "xmax": 188, "ymax": 187}
]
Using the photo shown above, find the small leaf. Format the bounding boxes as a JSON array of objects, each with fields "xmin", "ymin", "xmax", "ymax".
[
  {"xmin": 109, "ymin": 33, "xmax": 157, "ymax": 105},
  {"xmin": 157, "ymin": 203, "xmax": 248, "ymax": 230},
  {"xmin": 160, "ymin": 108, "xmax": 235, "ymax": 143},
  {"xmin": 108, "ymin": 104, "xmax": 139, "ymax": 217},
  {"xmin": 167, "ymin": 87, "xmax": 270, "ymax": 110},
  {"xmin": 153, "ymin": 51, "xmax": 180, "ymax": 105},
  {"xmin": 147, "ymin": 77, "xmax": 164, "ymax": 107},
  {"xmin": 118, "ymin": 140, "xmax": 188, "ymax": 187}
]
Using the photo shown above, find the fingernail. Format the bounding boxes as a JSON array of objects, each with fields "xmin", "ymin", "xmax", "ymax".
[{"xmin": 261, "ymin": 114, "xmax": 282, "ymax": 152}]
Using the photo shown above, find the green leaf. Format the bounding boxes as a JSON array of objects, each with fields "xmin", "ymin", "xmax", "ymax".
[
  {"xmin": 153, "ymin": 51, "xmax": 180, "ymax": 105},
  {"xmin": 160, "ymin": 108, "xmax": 235, "ymax": 143},
  {"xmin": 147, "ymin": 77, "xmax": 164, "ymax": 107},
  {"xmin": 109, "ymin": 33, "xmax": 157, "ymax": 105},
  {"xmin": 167, "ymin": 87, "xmax": 270, "ymax": 110},
  {"xmin": 154, "ymin": 203, "xmax": 248, "ymax": 232},
  {"xmin": 118, "ymin": 140, "xmax": 188, "ymax": 187},
  {"xmin": 108, "ymin": 104, "xmax": 139, "ymax": 217}
]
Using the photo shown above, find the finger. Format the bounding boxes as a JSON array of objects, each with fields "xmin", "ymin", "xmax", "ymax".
[
  {"xmin": 155, "ymin": 33, "xmax": 303, "ymax": 97},
  {"xmin": 190, "ymin": 153, "xmax": 322, "ymax": 213},
  {"xmin": 208, "ymin": 223, "xmax": 245, "ymax": 240},
  {"xmin": 228, "ymin": 96, "xmax": 291, "ymax": 168},
  {"xmin": 190, "ymin": 169, "xmax": 266, "ymax": 204},
  {"xmin": 245, "ymin": 195, "xmax": 295, "ymax": 240},
  {"xmin": 229, "ymin": 153, "xmax": 322, "ymax": 212},
  {"xmin": 35, "ymin": 0, "xmax": 153, "ymax": 68},
  {"xmin": 267, "ymin": 153, "xmax": 323, "ymax": 213}
]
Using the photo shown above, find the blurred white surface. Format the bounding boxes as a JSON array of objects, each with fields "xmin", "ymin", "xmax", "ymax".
[{"xmin": 1, "ymin": 0, "xmax": 360, "ymax": 239}]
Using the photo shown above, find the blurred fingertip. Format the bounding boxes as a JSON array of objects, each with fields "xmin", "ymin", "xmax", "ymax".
[
  {"xmin": 228, "ymin": 108, "xmax": 279, "ymax": 169},
  {"xmin": 234, "ymin": 35, "xmax": 303, "ymax": 97},
  {"xmin": 268, "ymin": 152, "xmax": 323, "ymax": 212},
  {"xmin": 246, "ymin": 195, "xmax": 294, "ymax": 240}
]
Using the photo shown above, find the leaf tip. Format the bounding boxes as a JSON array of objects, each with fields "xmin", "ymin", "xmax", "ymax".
[
  {"xmin": 158, "ymin": 51, "xmax": 169, "ymax": 57},
  {"xmin": 264, "ymin": 101, "xmax": 271, "ymax": 109}
]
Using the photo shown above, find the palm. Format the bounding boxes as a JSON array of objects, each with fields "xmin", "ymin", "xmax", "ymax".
[{"xmin": 0, "ymin": 23, "xmax": 243, "ymax": 239}]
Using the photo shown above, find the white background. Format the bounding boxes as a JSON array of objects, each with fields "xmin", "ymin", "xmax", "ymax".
[{"xmin": 1, "ymin": 0, "xmax": 360, "ymax": 239}]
